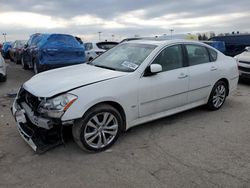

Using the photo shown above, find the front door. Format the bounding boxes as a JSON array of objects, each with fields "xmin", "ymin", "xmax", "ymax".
[{"xmin": 139, "ymin": 44, "xmax": 189, "ymax": 117}]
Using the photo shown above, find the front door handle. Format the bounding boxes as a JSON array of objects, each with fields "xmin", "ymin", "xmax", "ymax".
[
  {"xmin": 210, "ymin": 66, "xmax": 217, "ymax": 71},
  {"xmin": 178, "ymin": 73, "xmax": 188, "ymax": 79}
]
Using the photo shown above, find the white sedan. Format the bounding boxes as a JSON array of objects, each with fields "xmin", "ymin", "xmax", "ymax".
[
  {"xmin": 12, "ymin": 39, "xmax": 239, "ymax": 153},
  {"xmin": 0, "ymin": 53, "xmax": 7, "ymax": 82},
  {"xmin": 234, "ymin": 47, "xmax": 250, "ymax": 79}
]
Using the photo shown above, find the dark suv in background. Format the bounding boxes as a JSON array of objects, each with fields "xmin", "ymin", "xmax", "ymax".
[
  {"xmin": 22, "ymin": 33, "xmax": 86, "ymax": 74},
  {"xmin": 9, "ymin": 40, "xmax": 26, "ymax": 63}
]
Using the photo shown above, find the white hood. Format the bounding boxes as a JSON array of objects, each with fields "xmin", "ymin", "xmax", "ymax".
[
  {"xmin": 23, "ymin": 64, "xmax": 128, "ymax": 97},
  {"xmin": 236, "ymin": 51, "xmax": 250, "ymax": 62}
]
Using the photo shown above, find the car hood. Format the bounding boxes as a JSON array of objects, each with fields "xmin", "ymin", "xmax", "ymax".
[
  {"xmin": 236, "ymin": 52, "xmax": 250, "ymax": 62},
  {"xmin": 23, "ymin": 64, "xmax": 128, "ymax": 97}
]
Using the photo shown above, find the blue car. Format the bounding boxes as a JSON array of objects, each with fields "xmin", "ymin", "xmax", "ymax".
[
  {"xmin": 202, "ymin": 41, "xmax": 226, "ymax": 53},
  {"xmin": 22, "ymin": 33, "xmax": 86, "ymax": 74},
  {"xmin": 1, "ymin": 42, "xmax": 13, "ymax": 59}
]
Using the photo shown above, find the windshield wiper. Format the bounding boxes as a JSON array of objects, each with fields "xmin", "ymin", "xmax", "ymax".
[{"xmin": 93, "ymin": 65, "xmax": 117, "ymax": 71}]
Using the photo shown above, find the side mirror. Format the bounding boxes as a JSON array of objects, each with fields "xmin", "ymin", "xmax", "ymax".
[{"xmin": 144, "ymin": 64, "xmax": 162, "ymax": 76}]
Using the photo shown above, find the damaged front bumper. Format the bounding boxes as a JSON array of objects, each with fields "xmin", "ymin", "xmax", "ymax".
[{"xmin": 11, "ymin": 99, "xmax": 70, "ymax": 154}]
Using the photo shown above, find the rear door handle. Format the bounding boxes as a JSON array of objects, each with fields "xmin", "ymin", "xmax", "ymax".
[
  {"xmin": 178, "ymin": 73, "xmax": 188, "ymax": 79},
  {"xmin": 210, "ymin": 66, "xmax": 217, "ymax": 71}
]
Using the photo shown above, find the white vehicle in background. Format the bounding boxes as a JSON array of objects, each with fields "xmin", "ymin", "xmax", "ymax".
[
  {"xmin": 84, "ymin": 41, "xmax": 118, "ymax": 61},
  {"xmin": 0, "ymin": 53, "xmax": 7, "ymax": 82},
  {"xmin": 12, "ymin": 39, "xmax": 238, "ymax": 153},
  {"xmin": 234, "ymin": 47, "xmax": 250, "ymax": 79}
]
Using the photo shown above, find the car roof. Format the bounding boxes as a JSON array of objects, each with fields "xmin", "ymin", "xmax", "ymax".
[{"xmin": 125, "ymin": 39, "xmax": 205, "ymax": 47}]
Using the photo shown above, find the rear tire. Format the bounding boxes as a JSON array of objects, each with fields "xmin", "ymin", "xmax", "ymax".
[
  {"xmin": 33, "ymin": 60, "xmax": 40, "ymax": 74},
  {"xmin": 207, "ymin": 81, "xmax": 227, "ymax": 110},
  {"xmin": 21, "ymin": 57, "xmax": 29, "ymax": 70},
  {"xmin": 72, "ymin": 104, "xmax": 123, "ymax": 152}
]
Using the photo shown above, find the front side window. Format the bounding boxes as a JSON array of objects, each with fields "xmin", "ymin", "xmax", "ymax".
[
  {"xmin": 152, "ymin": 45, "xmax": 184, "ymax": 72},
  {"xmin": 186, "ymin": 44, "xmax": 210, "ymax": 66},
  {"xmin": 90, "ymin": 43, "xmax": 156, "ymax": 72}
]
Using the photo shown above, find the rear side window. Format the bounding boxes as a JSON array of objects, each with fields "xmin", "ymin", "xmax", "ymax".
[
  {"xmin": 186, "ymin": 44, "xmax": 210, "ymax": 66},
  {"xmin": 208, "ymin": 48, "xmax": 218, "ymax": 61}
]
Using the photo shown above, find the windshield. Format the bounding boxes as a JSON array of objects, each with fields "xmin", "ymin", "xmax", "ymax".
[{"xmin": 90, "ymin": 43, "xmax": 156, "ymax": 72}]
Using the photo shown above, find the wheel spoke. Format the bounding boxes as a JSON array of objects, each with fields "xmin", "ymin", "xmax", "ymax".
[
  {"xmin": 92, "ymin": 115, "xmax": 101, "ymax": 125},
  {"xmin": 102, "ymin": 132, "xmax": 107, "ymax": 145},
  {"xmin": 85, "ymin": 130, "xmax": 97, "ymax": 140},
  {"xmin": 103, "ymin": 130, "xmax": 117, "ymax": 136},
  {"xmin": 97, "ymin": 133, "xmax": 102, "ymax": 148},
  {"xmin": 219, "ymin": 86, "xmax": 225, "ymax": 94},
  {"xmin": 102, "ymin": 112, "xmax": 109, "ymax": 125},
  {"xmin": 87, "ymin": 121, "xmax": 98, "ymax": 129},
  {"xmin": 215, "ymin": 99, "xmax": 220, "ymax": 107},
  {"xmin": 105, "ymin": 114, "xmax": 114, "ymax": 126},
  {"xmin": 86, "ymin": 133, "xmax": 99, "ymax": 144},
  {"xmin": 104, "ymin": 124, "xmax": 118, "ymax": 130}
]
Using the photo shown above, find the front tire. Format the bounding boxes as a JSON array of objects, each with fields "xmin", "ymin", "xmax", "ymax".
[
  {"xmin": 0, "ymin": 75, "xmax": 7, "ymax": 82},
  {"xmin": 72, "ymin": 104, "xmax": 123, "ymax": 152},
  {"xmin": 207, "ymin": 81, "xmax": 227, "ymax": 110}
]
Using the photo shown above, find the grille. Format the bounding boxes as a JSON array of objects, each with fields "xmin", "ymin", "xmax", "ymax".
[
  {"xmin": 18, "ymin": 89, "xmax": 41, "ymax": 111},
  {"xmin": 239, "ymin": 61, "xmax": 250, "ymax": 65},
  {"xmin": 238, "ymin": 66, "xmax": 250, "ymax": 72}
]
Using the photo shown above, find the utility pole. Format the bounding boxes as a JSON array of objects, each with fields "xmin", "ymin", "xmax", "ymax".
[
  {"xmin": 170, "ymin": 29, "xmax": 174, "ymax": 39},
  {"xmin": 2, "ymin": 33, "xmax": 7, "ymax": 42},
  {"xmin": 98, "ymin": 32, "xmax": 102, "ymax": 41}
]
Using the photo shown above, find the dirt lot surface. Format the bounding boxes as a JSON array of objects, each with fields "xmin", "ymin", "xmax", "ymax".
[{"xmin": 0, "ymin": 60, "xmax": 250, "ymax": 188}]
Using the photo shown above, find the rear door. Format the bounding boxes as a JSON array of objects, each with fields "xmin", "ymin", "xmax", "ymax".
[{"xmin": 185, "ymin": 44, "xmax": 219, "ymax": 103}]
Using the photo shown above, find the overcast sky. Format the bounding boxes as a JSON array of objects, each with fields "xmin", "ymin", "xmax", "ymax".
[{"xmin": 0, "ymin": 0, "xmax": 250, "ymax": 42}]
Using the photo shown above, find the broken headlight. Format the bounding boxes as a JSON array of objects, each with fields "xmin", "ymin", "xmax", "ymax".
[{"xmin": 38, "ymin": 93, "xmax": 77, "ymax": 118}]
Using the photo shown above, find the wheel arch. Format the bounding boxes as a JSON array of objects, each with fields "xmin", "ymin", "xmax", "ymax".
[{"xmin": 82, "ymin": 101, "xmax": 127, "ymax": 132}]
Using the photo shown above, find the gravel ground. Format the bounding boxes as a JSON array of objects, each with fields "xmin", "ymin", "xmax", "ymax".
[{"xmin": 0, "ymin": 60, "xmax": 250, "ymax": 188}]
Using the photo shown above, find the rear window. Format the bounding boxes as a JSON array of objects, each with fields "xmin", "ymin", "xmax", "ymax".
[
  {"xmin": 47, "ymin": 35, "xmax": 80, "ymax": 48},
  {"xmin": 96, "ymin": 42, "xmax": 118, "ymax": 50},
  {"xmin": 16, "ymin": 41, "xmax": 26, "ymax": 48}
]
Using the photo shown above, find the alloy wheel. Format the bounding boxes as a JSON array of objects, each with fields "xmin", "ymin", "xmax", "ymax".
[
  {"xmin": 212, "ymin": 84, "xmax": 226, "ymax": 108},
  {"xmin": 83, "ymin": 112, "xmax": 118, "ymax": 149}
]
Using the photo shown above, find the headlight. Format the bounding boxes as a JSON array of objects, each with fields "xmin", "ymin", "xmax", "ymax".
[{"xmin": 38, "ymin": 93, "xmax": 77, "ymax": 118}]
